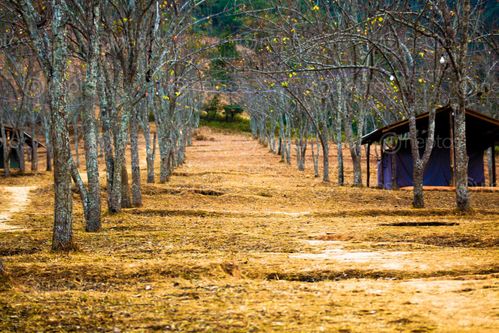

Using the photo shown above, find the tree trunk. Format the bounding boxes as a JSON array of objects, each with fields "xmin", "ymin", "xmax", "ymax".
[
  {"xmin": 311, "ymin": 137, "xmax": 319, "ymax": 178},
  {"xmin": 1, "ymin": 123, "xmax": 10, "ymax": 176},
  {"xmin": 130, "ymin": 109, "xmax": 142, "ymax": 207},
  {"xmin": 158, "ymin": 126, "xmax": 172, "ymax": 183},
  {"xmin": 80, "ymin": 4, "xmax": 102, "ymax": 231},
  {"xmin": 50, "ymin": 99, "xmax": 74, "ymax": 247},
  {"xmin": 278, "ymin": 114, "xmax": 285, "ymax": 162},
  {"xmin": 336, "ymin": 117, "xmax": 344, "ymax": 186},
  {"xmin": 413, "ymin": 167, "xmax": 424, "ymax": 208},
  {"xmin": 454, "ymin": 105, "xmax": 469, "ymax": 210},
  {"xmin": 17, "ymin": 130, "xmax": 26, "ymax": 173},
  {"xmin": 45, "ymin": 127, "xmax": 52, "ymax": 172},
  {"xmin": 453, "ymin": 0, "xmax": 471, "ymax": 211},
  {"xmin": 49, "ymin": 77, "xmax": 74, "ymax": 251},
  {"xmin": 41, "ymin": 115, "xmax": 52, "ymax": 172},
  {"xmin": 142, "ymin": 116, "xmax": 155, "ymax": 183},
  {"xmin": 121, "ymin": 162, "xmax": 132, "ymax": 209},
  {"xmin": 96, "ymin": 64, "xmax": 114, "ymax": 211},
  {"xmin": 73, "ymin": 115, "xmax": 79, "ymax": 168},
  {"xmin": 20, "ymin": 0, "xmax": 77, "ymax": 251},
  {"xmin": 108, "ymin": 100, "xmax": 132, "ymax": 213},
  {"xmin": 321, "ymin": 132, "xmax": 330, "ymax": 183},
  {"xmin": 349, "ymin": 145, "xmax": 362, "ymax": 186},
  {"xmin": 285, "ymin": 120, "xmax": 291, "ymax": 165},
  {"xmin": 159, "ymin": 144, "xmax": 170, "ymax": 183},
  {"xmin": 31, "ymin": 119, "xmax": 38, "ymax": 172}
]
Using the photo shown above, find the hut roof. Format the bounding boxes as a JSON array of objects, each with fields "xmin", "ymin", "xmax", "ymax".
[
  {"xmin": 2, "ymin": 125, "xmax": 44, "ymax": 148},
  {"xmin": 361, "ymin": 106, "xmax": 499, "ymax": 146}
]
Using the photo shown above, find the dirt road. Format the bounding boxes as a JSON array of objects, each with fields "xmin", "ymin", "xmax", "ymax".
[
  {"xmin": 0, "ymin": 186, "xmax": 35, "ymax": 232},
  {"xmin": 0, "ymin": 128, "xmax": 498, "ymax": 332}
]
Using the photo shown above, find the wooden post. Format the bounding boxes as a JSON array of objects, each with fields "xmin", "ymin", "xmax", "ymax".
[
  {"xmin": 380, "ymin": 139, "xmax": 385, "ymax": 189},
  {"xmin": 449, "ymin": 111, "xmax": 456, "ymax": 186},
  {"xmin": 366, "ymin": 143, "xmax": 371, "ymax": 187},
  {"xmin": 492, "ymin": 144, "xmax": 497, "ymax": 187}
]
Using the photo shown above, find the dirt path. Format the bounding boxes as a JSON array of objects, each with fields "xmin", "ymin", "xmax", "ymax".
[
  {"xmin": 0, "ymin": 186, "xmax": 35, "ymax": 232},
  {"xmin": 0, "ymin": 127, "xmax": 497, "ymax": 332}
]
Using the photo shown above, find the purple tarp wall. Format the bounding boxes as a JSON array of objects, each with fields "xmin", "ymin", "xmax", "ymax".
[{"xmin": 378, "ymin": 147, "xmax": 485, "ymax": 189}]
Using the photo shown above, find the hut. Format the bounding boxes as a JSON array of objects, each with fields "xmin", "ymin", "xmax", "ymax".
[
  {"xmin": 0, "ymin": 125, "xmax": 43, "ymax": 169},
  {"xmin": 361, "ymin": 106, "xmax": 499, "ymax": 189}
]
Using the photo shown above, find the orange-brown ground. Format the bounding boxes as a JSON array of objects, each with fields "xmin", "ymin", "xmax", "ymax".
[{"xmin": 0, "ymin": 127, "xmax": 498, "ymax": 332}]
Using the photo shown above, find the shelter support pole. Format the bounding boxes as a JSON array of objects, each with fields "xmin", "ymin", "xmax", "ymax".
[
  {"xmin": 366, "ymin": 143, "xmax": 371, "ymax": 187},
  {"xmin": 449, "ymin": 111, "xmax": 456, "ymax": 186},
  {"xmin": 492, "ymin": 144, "xmax": 496, "ymax": 187},
  {"xmin": 380, "ymin": 139, "xmax": 385, "ymax": 189}
]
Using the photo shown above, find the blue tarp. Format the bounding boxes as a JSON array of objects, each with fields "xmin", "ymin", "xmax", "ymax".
[{"xmin": 378, "ymin": 146, "xmax": 485, "ymax": 189}]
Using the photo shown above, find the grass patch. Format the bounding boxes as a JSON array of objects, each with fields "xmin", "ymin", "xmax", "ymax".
[{"xmin": 199, "ymin": 114, "xmax": 251, "ymax": 133}]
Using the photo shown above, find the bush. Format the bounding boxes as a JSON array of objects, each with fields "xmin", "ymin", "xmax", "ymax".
[
  {"xmin": 223, "ymin": 104, "xmax": 243, "ymax": 122},
  {"xmin": 199, "ymin": 114, "xmax": 250, "ymax": 133}
]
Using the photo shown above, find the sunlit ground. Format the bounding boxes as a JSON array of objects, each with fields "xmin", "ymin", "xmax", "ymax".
[{"xmin": 0, "ymin": 127, "xmax": 498, "ymax": 332}]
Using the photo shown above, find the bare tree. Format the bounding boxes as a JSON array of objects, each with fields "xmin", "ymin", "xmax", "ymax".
[{"xmin": 14, "ymin": 0, "xmax": 75, "ymax": 250}]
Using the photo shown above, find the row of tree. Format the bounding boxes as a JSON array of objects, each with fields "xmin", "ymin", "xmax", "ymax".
[
  {"xmin": 0, "ymin": 0, "xmax": 497, "ymax": 254},
  {"xmin": 237, "ymin": 0, "xmax": 496, "ymax": 210},
  {"xmin": 1, "ymin": 0, "xmax": 209, "ymax": 251}
]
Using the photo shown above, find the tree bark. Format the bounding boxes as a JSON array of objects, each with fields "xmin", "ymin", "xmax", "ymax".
[
  {"xmin": 335, "ymin": 114, "xmax": 344, "ymax": 186},
  {"xmin": 130, "ymin": 109, "xmax": 143, "ymax": 207},
  {"xmin": 121, "ymin": 162, "xmax": 132, "ymax": 209},
  {"xmin": 97, "ymin": 63, "xmax": 114, "ymax": 211},
  {"xmin": 41, "ymin": 114, "xmax": 53, "ymax": 172},
  {"xmin": 413, "ymin": 167, "xmax": 424, "ymax": 208},
  {"xmin": 80, "ymin": 2, "xmax": 102, "ymax": 231},
  {"xmin": 20, "ymin": 0, "xmax": 75, "ymax": 251},
  {"xmin": 73, "ymin": 115, "xmax": 79, "ymax": 168},
  {"xmin": 108, "ymin": 99, "xmax": 132, "ymax": 213},
  {"xmin": 142, "ymin": 103, "xmax": 155, "ymax": 183},
  {"xmin": 321, "ymin": 132, "xmax": 330, "ymax": 183},
  {"xmin": 454, "ymin": 104, "xmax": 469, "ymax": 210},
  {"xmin": 311, "ymin": 136, "xmax": 319, "ymax": 177},
  {"xmin": 159, "ymin": 135, "xmax": 172, "ymax": 183},
  {"xmin": 30, "ymin": 117, "xmax": 38, "ymax": 172},
  {"xmin": 1, "ymin": 123, "xmax": 10, "ymax": 176},
  {"xmin": 17, "ymin": 130, "xmax": 26, "ymax": 174},
  {"xmin": 452, "ymin": 0, "xmax": 471, "ymax": 211}
]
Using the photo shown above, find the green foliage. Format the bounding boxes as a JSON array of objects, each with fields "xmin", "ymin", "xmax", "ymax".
[
  {"xmin": 202, "ymin": 94, "xmax": 223, "ymax": 120},
  {"xmin": 193, "ymin": 0, "xmax": 242, "ymax": 36},
  {"xmin": 148, "ymin": 111, "xmax": 155, "ymax": 122},
  {"xmin": 194, "ymin": 0, "xmax": 268, "ymax": 37},
  {"xmin": 223, "ymin": 104, "xmax": 243, "ymax": 121},
  {"xmin": 200, "ymin": 113, "xmax": 250, "ymax": 133},
  {"xmin": 210, "ymin": 41, "xmax": 239, "ymax": 87}
]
